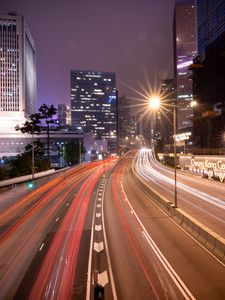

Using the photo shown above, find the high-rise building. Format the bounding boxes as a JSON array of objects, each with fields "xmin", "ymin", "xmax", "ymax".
[
  {"xmin": 58, "ymin": 104, "xmax": 71, "ymax": 128},
  {"xmin": 118, "ymin": 96, "xmax": 131, "ymax": 147},
  {"xmin": 0, "ymin": 12, "xmax": 36, "ymax": 133},
  {"xmin": 174, "ymin": 1, "xmax": 197, "ymax": 130},
  {"xmin": 70, "ymin": 70, "xmax": 117, "ymax": 142},
  {"xmin": 197, "ymin": 0, "xmax": 225, "ymax": 58},
  {"xmin": 160, "ymin": 79, "xmax": 176, "ymax": 149},
  {"xmin": 190, "ymin": 1, "xmax": 225, "ymax": 150}
]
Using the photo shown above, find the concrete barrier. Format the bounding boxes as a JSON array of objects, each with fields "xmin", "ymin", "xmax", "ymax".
[
  {"xmin": 0, "ymin": 167, "xmax": 70, "ymax": 188},
  {"xmin": 0, "ymin": 169, "xmax": 56, "ymax": 188},
  {"xmin": 131, "ymin": 162, "xmax": 225, "ymax": 263}
]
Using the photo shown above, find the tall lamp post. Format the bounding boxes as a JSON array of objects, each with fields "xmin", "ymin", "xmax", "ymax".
[
  {"xmin": 31, "ymin": 123, "xmax": 35, "ymax": 180},
  {"xmin": 149, "ymin": 96, "xmax": 197, "ymax": 208},
  {"xmin": 173, "ymin": 104, "xmax": 177, "ymax": 207},
  {"xmin": 149, "ymin": 96, "xmax": 178, "ymax": 207},
  {"xmin": 149, "ymin": 96, "xmax": 161, "ymax": 149}
]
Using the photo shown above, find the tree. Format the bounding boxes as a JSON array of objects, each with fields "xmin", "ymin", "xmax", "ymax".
[
  {"xmin": 10, "ymin": 152, "xmax": 33, "ymax": 177},
  {"xmin": 38, "ymin": 104, "xmax": 57, "ymax": 168},
  {"xmin": 16, "ymin": 113, "xmax": 42, "ymax": 135},
  {"xmin": 64, "ymin": 140, "xmax": 85, "ymax": 166},
  {"xmin": 15, "ymin": 104, "xmax": 57, "ymax": 172},
  {"xmin": 15, "ymin": 113, "xmax": 43, "ymax": 177},
  {"xmin": 10, "ymin": 151, "xmax": 49, "ymax": 177}
]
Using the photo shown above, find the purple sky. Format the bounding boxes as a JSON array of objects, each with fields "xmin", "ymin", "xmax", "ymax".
[{"xmin": 1, "ymin": 0, "xmax": 176, "ymax": 108}]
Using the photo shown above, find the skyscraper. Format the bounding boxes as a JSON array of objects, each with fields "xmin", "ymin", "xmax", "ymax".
[
  {"xmin": 58, "ymin": 104, "xmax": 71, "ymax": 128},
  {"xmin": 70, "ymin": 70, "xmax": 117, "ymax": 141},
  {"xmin": 160, "ymin": 79, "xmax": 176, "ymax": 148},
  {"xmin": 197, "ymin": 0, "xmax": 225, "ymax": 58},
  {"xmin": 174, "ymin": 1, "xmax": 197, "ymax": 130},
  {"xmin": 0, "ymin": 13, "xmax": 36, "ymax": 133},
  {"xmin": 118, "ymin": 95, "xmax": 136, "ymax": 153},
  {"xmin": 190, "ymin": 1, "xmax": 225, "ymax": 149}
]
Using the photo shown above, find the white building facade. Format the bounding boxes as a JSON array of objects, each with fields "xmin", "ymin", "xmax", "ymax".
[{"xmin": 0, "ymin": 13, "xmax": 36, "ymax": 133}]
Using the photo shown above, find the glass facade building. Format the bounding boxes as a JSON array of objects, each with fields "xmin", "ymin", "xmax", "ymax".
[
  {"xmin": 0, "ymin": 13, "xmax": 36, "ymax": 132},
  {"xmin": 70, "ymin": 70, "xmax": 117, "ymax": 140},
  {"xmin": 197, "ymin": 0, "xmax": 225, "ymax": 58},
  {"xmin": 58, "ymin": 104, "xmax": 71, "ymax": 128},
  {"xmin": 174, "ymin": 1, "xmax": 197, "ymax": 130}
]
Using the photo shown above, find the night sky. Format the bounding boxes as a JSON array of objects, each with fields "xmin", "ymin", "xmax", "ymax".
[{"xmin": 1, "ymin": 0, "xmax": 176, "ymax": 108}]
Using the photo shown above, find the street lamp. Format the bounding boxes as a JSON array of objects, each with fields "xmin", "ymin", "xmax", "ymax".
[
  {"xmin": 31, "ymin": 123, "xmax": 35, "ymax": 180},
  {"xmin": 173, "ymin": 103, "xmax": 178, "ymax": 207},
  {"xmin": 149, "ymin": 97, "xmax": 196, "ymax": 208},
  {"xmin": 149, "ymin": 96, "xmax": 161, "ymax": 109},
  {"xmin": 149, "ymin": 96, "xmax": 160, "ymax": 148}
]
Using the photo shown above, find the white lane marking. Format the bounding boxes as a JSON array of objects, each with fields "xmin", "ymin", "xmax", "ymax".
[
  {"xmin": 101, "ymin": 182, "xmax": 118, "ymax": 299},
  {"xmin": 86, "ymin": 188, "xmax": 97, "ymax": 300},
  {"xmin": 97, "ymin": 204, "xmax": 101, "ymax": 208},
  {"xmin": 98, "ymin": 271, "xmax": 109, "ymax": 287},
  {"xmin": 95, "ymin": 225, "xmax": 102, "ymax": 231},
  {"xmin": 87, "ymin": 179, "xmax": 117, "ymax": 300},
  {"xmin": 39, "ymin": 243, "xmax": 44, "ymax": 251},
  {"xmin": 121, "ymin": 183, "xmax": 196, "ymax": 300},
  {"xmin": 94, "ymin": 242, "xmax": 104, "ymax": 252},
  {"xmin": 96, "ymin": 213, "xmax": 101, "ymax": 218}
]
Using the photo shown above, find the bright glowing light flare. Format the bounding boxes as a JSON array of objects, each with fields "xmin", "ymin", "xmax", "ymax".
[
  {"xmin": 190, "ymin": 100, "xmax": 197, "ymax": 107},
  {"xmin": 149, "ymin": 96, "xmax": 161, "ymax": 109}
]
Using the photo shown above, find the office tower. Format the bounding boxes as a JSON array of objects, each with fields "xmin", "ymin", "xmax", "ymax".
[
  {"xmin": 70, "ymin": 70, "xmax": 117, "ymax": 141},
  {"xmin": 174, "ymin": 1, "xmax": 197, "ymax": 130},
  {"xmin": 190, "ymin": 2, "xmax": 225, "ymax": 149},
  {"xmin": 160, "ymin": 79, "xmax": 176, "ymax": 149},
  {"xmin": 118, "ymin": 96, "xmax": 132, "ymax": 151},
  {"xmin": 197, "ymin": 0, "xmax": 225, "ymax": 58},
  {"xmin": 0, "ymin": 12, "xmax": 36, "ymax": 133},
  {"xmin": 58, "ymin": 104, "xmax": 71, "ymax": 128}
]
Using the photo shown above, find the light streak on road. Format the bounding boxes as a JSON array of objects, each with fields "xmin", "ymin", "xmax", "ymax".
[
  {"xmin": 0, "ymin": 160, "xmax": 113, "ymax": 299},
  {"xmin": 120, "ymin": 179, "xmax": 195, "ymax": 300},
  {"xmin": 28, "ymin": 165, "xmax": 108, "ymax": 299},
  {"xmin": 112, "ymin": 160, "xmax": 162, "ymax": 299},
  {"xmin": 135, "ymin": 149, "xmax": 225, "ymax": 210},
  {"xmin": 109, "ymin": 159, "xmax": 196, "ymax": 299}
]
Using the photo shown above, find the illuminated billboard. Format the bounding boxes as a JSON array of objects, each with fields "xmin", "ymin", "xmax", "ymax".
[{"xmin": 179, "ymin": 155, "xmax": 225, "ymax": 182}]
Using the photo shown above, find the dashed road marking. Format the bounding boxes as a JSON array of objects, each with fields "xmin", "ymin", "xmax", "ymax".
[
  {"xmin": 94, "ymin": 242, "xmax": 104, "ymax": 252},
  {"xmin": 95, "ymin": 225, "xmax": 102, "ymax": 231},
  {"xmin": 98, "ymin": 271, "xmax": 109, "ymax": 287},
  {"xmin": 39, "ymin": 243, "xmax": 44, "ymax": 251}
]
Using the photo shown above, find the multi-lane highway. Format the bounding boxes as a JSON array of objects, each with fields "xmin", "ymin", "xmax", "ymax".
[
  {"xmin": 0, "ymin": 152, "xmax": 225, "ymax": 299},
  {"xmin": 104, "ymin": 151, "xmax": 225, "ymax": 299},
  {"xmin": 134, "ymin": 149, "xmax": 225, "ymax": 238},
  {"xmin": 0, "ymin": 160, "xmax": 114, "ymax": 299}
]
